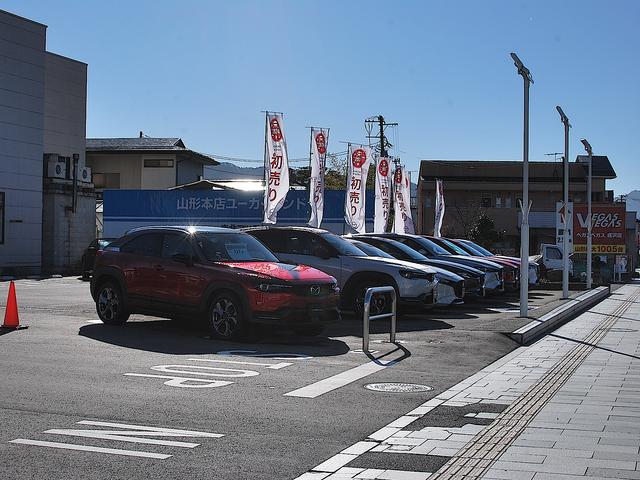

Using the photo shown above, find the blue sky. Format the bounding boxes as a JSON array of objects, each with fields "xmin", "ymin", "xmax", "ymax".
[{"xmin": 6, "ymin": 0, "xmax": 640, "ymax": 195}]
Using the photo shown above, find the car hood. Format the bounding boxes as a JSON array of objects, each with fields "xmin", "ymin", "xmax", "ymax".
[
  {"xmin": 353, "ymin": 256, "xmax": 438, "ymax": 275},
  {"xmin": 221, "ymin": 262, "xmax": 335, "ymax": 283},
  {"xmin": 415, "ymin": 258, "xmax": 483, "ymax": 276},
  {"xmin": 434, "ymin": 255, "xmax": 503, "ymax": 271}
]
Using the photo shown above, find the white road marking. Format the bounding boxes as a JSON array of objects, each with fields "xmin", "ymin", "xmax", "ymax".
[
  {"xmin": 86, "ymin": 320, "xmax": 102, "ymax": 324},
  {"xmin": 284, "ymin": 357, "xmax": 398, "ymax": 399},
  {"xmin": 149, "ymin": 364, "xmax": 260, "ymax": 378},
  {"xmin": 188, "ymin": 358, "xmax": 292, "ymax": 370},
  {"xmin": 123, "ymin": 373, "xmax": 233, "ymax": 388},
  {"xmin": 217, "ymin": 349, "xmax": 312, "ymax": 360},
  {"xmin": 9, "ymin": 439, "xmax": 172, "ymax": 459},
  {"xmin": 9, "ymin": 421, "xmax": 223, "ymax": 460}
]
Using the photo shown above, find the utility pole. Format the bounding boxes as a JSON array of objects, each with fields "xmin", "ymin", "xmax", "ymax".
[
  {"xmin": 556, "ymin": 106, "xmax": 571, "ymax": 300},
  {"xmin": 366, "ymin": 115, "xmax": 398, "ymax": 232}
]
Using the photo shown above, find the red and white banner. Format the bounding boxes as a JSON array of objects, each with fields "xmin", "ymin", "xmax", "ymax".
[
  {"xmin": 345, "ymin": 145, "xmax": 371, "ymax": 233},
  {"xmin": 392, "ymin": 165, "xmax": 415, "ymax": 234},
  {"xmin": 308, "ymin": 128, "xmax": 328, "ymax": 228},
  {"xmin": 434, "ymin": 179, "xmax": 445, "ymax": 237},
  {"xmin": 374, "ymin": 157, "xmax": 391, "ymax": 233},
  {"xmin": 263, "ymin": 113, "xmax": 290, "ymax": 224}
]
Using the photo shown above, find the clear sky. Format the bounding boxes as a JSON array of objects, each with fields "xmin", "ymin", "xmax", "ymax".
[{"xmin": 5, "ymin": 0, "xmax": 639, "ymax": 195}]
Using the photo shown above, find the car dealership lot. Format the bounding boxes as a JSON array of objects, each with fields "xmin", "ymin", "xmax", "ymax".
[{"xmin": 0, "ymin": 278, "xmax": 569, "ymax": 480}]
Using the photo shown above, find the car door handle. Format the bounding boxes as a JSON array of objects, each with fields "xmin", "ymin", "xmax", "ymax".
[{"xmin": 154, "ymin": 264, "xmax": 165, "ymax": 271}]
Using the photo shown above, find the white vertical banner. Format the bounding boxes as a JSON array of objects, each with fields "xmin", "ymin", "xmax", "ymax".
[
  {"xmin": 434, "ymin": 179, "xmax": 445, "ymax": 237},
  {"xmin": 308, "ymin": 128, "xmax": 328, "ymax": 228},
  {"xmin": 263, "ymin": 113, "xmax": 290, "ymax": 224},
  {"xmin": 344, "ymin": 145, "xmax": 371, "ymax": 233},
  {"xmin": 393, "ymin": 165, "xmax": 415, "ymax": 234},
  {"xmin": 374, "ymin": 157, "xmax": 391, "ymax": 233}
]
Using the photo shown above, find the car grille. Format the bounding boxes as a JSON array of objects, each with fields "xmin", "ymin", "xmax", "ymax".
[
  {"xmin": 463, "ymin": 277, "xmax": 481, "ymax": 291},
  {"xmin": 292, "ymin": 284, "xmax": 336, "ymax": 297}
]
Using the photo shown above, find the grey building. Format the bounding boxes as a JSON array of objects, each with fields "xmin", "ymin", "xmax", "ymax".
[{"xmin": 0, "ymin": 9, "xmax": 93, "ymax": 275}]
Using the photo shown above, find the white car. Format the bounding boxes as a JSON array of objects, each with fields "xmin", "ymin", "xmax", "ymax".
[
  {"xmin": 347, "ymin": 238, "xmax": 465, "ymax": 306},
  {"xmin": 244, "ymin": 226, "xmax": 440, "ymax": 315}
]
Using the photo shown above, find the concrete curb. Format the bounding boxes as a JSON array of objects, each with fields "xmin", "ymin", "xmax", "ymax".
[{"xmin": 509, "ymin": 285, "xmax": 610, "ymax": 345}]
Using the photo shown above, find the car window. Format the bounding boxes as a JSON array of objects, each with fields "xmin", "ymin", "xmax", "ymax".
[
  {"xmin": 440, "ymin": 238, "xmax": 471, "ymax": 256},
  {"xmin": 547, "ymin": 248, "xmax": 562, "ymax": 260},
  {"xmin": 162, "ymin": 233, "xmax": 194, "ymax": 259},
  {"xmin": 320, "ymin": 233, "xmax": 365, "ymax": 256},
  {"xmin": 195, "ymin": 232, "xmax": 278, "ymax": 262},
  {"xmin": 466, "ymin": 241, "xmax": 493, "ymax": 256},
  {"xmin": 349, "ymin": 240, "xmax": 394, "ymax": 258},
  {"xmin": 249, "ymin": 229, "xmax": 282, "ymax": 252},
  {"xmin": 413, "ymin": 237, "xmax": 450, "ymax": 255},
  {"xmin": 120, "ymin": 233, "xmax": 163, "ymax": 257},
  {"xmin": 282, "ymin": 231, "xmax": 330, "ymax": 256}
]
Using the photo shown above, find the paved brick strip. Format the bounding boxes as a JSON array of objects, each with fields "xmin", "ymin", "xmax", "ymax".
[{"xmin": 428, "ymin": 288, "xmax": 640, "ymax": 480}]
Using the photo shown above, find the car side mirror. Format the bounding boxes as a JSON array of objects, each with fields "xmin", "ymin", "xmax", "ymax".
[{"xmin": 172, "ymin": 253, "xmax": 193, "ymax": 266}]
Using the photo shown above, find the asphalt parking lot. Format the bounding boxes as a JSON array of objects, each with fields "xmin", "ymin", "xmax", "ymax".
[{"xmin": 0, "ymin": 277, "xmax": 572, "ymax": 480}]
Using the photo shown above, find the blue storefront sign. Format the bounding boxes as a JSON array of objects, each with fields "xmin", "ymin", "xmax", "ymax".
[{"xmin": 103, "ymin": 189, "xmax": 374, "ymax": 237}]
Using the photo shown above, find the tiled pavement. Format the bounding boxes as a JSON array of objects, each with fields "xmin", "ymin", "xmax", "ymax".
[{"xmin": 295, "ymin": 282, "xmax": 640, "ymax": 480}]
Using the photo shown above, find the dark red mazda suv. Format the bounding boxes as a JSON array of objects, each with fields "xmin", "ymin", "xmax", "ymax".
[{"xmin": 90, "ymin": 226, "xmax": 340, "ymax": 339}]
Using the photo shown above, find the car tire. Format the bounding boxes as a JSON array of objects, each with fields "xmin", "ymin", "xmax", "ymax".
[
  {"xmin": 208, "ymin": 291, "xmax": 249, "ymax": 341},
  {"xmin": 352, "ymin": 281, "xmax": 392, "ymax": 318},
  {"xmin": 95, "ymin": 281, "xmax": 130, "ymax": 325},
  {"xmin": 293, "ymin": 324, "xmax": 324, "ymax": 337}
]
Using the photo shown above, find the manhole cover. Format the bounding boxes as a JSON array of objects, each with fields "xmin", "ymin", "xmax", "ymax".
[{"xmin": 364, "ymin": 383, "xmax": 433, "ymax": 393}]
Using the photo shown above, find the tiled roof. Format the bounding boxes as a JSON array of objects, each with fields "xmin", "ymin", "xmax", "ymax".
[{"xmin": 87, "ymin": 138, "xmax": 185, "ymax": 150}]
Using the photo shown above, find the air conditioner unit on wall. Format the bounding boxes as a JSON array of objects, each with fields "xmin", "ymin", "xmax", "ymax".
[
  {"xmin": 45, "ymin": 154, "xmax": 67, "ymax": 179},
  {"xmin": 79, "ymin": 166, "xmax": 92, "ymax": 183}
]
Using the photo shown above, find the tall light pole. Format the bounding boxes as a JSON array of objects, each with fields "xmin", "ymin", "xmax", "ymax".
[
  {"xmin": 511, "ymin": 52, "xmax": 533, "ymax": 318},
  {"xmin": 581, "ymin": 138, "xmax": 593, "ymax": 289},
  {"xmin": 556, "ymin": 106, "xmax": 571, "ymax": 299}
]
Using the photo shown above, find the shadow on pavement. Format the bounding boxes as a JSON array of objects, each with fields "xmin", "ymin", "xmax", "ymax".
[{"xmin": 78, "ymin": 320, "xmax": 351, "ymax": 357}]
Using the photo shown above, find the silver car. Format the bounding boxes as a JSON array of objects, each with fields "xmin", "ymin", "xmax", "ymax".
[
  {"xmin": 347, "ymin": 239, "xmax": 465, "ymax": 306},
  {"xmin": 244, "ymin": 226, "xmax": 439, "ymax": 315}
]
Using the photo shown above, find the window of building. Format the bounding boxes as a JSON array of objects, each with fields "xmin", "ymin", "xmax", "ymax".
[
  {"xmin": 0, "ymin": 192, "xmax": 4, "ymax": 244},
  {"xmin": 144, "ymin": 159, "xmax": 174, "ymax": 168},
  {"xmin": 505, "ymin": 196, "xmax": 512, "ymax": 208},
  {"xmin": 496, "ymin": 196, "xmax": 502, "ymax": 208},
  {"xmin": 481, "ymin": 196, "xmax": 492, "ymax": 208},
  {"xmin": 93, "ymin": 173, "xmax": 121, "ymax": 189}
]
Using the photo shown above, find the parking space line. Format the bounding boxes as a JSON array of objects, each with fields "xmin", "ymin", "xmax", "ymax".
[
  {"xmin": 9, "ymin": 439, "xmax": 172, "ymax": 459},
  {"xmin": 284, "ymin": 357, "xmax": 399, "ymax": 399}
]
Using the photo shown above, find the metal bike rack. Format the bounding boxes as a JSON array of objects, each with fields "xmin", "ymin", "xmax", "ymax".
[{"xmin": 362, "ymin": 286, "xmax": 397, "ymax": 352}]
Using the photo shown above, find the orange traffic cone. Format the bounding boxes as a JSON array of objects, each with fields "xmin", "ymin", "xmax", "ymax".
[{"xmin": 2, "ymin": 281, "xmax": 27, "ymax": 330}]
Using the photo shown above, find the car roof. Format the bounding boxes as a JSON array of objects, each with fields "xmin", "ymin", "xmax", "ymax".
[
  {"xmin": 242, "ymin": 226, "xmax": 328, "ymax": 234},
  {"xmin": 125, "ymin": 225, "xmax": 237, "ymax": 235}
]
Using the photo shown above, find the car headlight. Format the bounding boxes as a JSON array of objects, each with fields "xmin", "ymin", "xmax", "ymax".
[
  {"xmin": 399, "ymin": 270, "xmax": 435, "ymax": 282},
  {"xmin": 257, "ymin": 283, "xmax": 292, "ymax": 292}
]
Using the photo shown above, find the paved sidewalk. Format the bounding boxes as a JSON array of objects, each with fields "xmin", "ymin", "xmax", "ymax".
[{"xmin": 296, "ymin": 282, "xmax": 640, "ymax": 480}]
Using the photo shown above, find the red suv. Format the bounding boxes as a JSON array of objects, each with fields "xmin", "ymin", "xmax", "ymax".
[{"xmin": 90, "ymin": 226, "xmax": 340, "ymax": 339}]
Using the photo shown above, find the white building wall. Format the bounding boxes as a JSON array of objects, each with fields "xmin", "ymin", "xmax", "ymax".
[{"xmin": 0, "ymin": 11, "xmax": 46, "ymax": 274}]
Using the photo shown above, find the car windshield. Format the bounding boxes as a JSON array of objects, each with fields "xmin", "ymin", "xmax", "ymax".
[
  {"xmin": 321, "ymin": 233, "xmax": 366, "ymax": 256},
  {"xmin": 413, "ymin": 236, "xmax": 451, "ymax": 255},
  {"xmin": 349, "ymin": 240, "xmax": 394, "ymax": 258},
  {"xmin": 98, "ymin": 239, "xmax": 114, "ymax": 249},
  {"xmin": 440, "ymin": 238, "xmax": 472, "ymax": 256},
  {"xmin": 465, "ymin": 241, "xmax": 494, "ymax": 256},
  {"xmin": 386, "ymin": 239, "xmax": 429, "ymax": 261},
  {"xmin": 195, "ymin": 232, "xmax": 278, "ymax": 262}
]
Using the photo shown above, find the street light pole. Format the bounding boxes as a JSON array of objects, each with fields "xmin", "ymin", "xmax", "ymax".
[
  {"xmin": 556, "ymin": 106, "xmax": 571, "ymax": 299},
  {"xmin": 511, "ymin": 52, "xmax": 533, "ymax": 318},
  {"xmin": 581, "ymin": 138, "xmax": 593, "ymax": 289}
]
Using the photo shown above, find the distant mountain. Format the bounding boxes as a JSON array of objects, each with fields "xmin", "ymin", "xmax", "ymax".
[
  {"xmin": 205, "ymin": 162, "xmax": 263, "ymax": 181},
  {"xmin": 626, "ymin": 190, "xmax": 640, "ymax": 219}
]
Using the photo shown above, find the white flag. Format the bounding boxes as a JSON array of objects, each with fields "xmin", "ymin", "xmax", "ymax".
[
  {"xmin": 263, "ymin": 113, "xmax": 290, "ymax": 224},
  {"xmin": 374, "ymin": 157, "xmax": 391, "ymax": 233},
  {"xmin": 392, "ymin": 165, "xmax": 415, "ymax": 234},
  {"xmin": 344, "ymin": 145, "xmax": 371, "ymax": 233},
  {"xmin": 434, "ymin": 179, "xmax": 445, "ymax": 237},
  {"xmin": 308, "ymin": 128, "xmax": 328, "ymax": 228}
]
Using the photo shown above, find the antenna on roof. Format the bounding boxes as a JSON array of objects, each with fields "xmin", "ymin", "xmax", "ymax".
[{"xmin": 139, "ymin": 131, "xmax": 143, "ymax": 138}]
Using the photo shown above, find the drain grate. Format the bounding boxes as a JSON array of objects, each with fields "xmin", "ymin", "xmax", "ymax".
[{"xmin": 364, "ymin": 383, "xmax": 432, "ymax": 393}]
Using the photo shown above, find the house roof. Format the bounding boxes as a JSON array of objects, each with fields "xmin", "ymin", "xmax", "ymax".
[
  {"xmin": 575, "ymin": 155, "xmax": 616, "ymax": 179},
  {"xmin": 419, "ymin": 160, "xmax": 587, "ymax": 183},
  {"xmin": 86, "ymin": 137, "xmax": 218, "ymax": 165}
]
